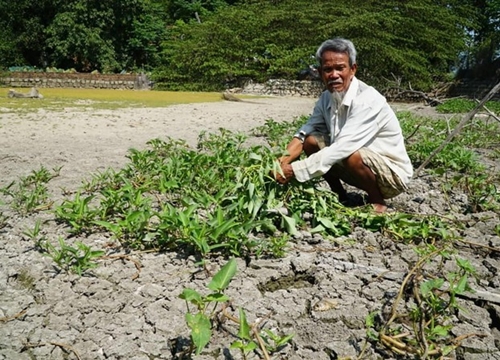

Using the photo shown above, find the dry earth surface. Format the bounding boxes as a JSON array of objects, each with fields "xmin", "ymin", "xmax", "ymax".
[{"xmin": 1, "ymin": 95, "xmax": 499, "ymax": 360}]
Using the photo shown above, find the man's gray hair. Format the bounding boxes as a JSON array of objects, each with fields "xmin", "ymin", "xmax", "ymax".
[{"xmin": 315, "ymin": 38, "xmax": 357, "ymax": 67}]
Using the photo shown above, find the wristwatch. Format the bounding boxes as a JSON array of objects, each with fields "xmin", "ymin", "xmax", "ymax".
[{"xmin": 294, "ymin": 131, "xmax": 307, "ymax": 143}]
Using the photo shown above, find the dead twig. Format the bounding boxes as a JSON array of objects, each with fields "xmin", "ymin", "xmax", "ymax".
[
  {"xmin": 453, "ymin": 332, "xmax": 487, "ymax": 345},
  {"xmin": 413, "ymin": 283, "xmax": 430, "ymax": 359},
  {"xmin": 405, "ymin": 122, "xmax": 424, "ymax": 141},
  {"xmin": 101, "ymin": 254, "xmax": 142, "ymax": 280},
  {"xmin": 415, "ymin": 80, "xmax": 500, "ymax": 177},
  {"xmin": 292, "ymin": 245, "xmax": 341, "ymax": 253},
  {"xmin": 454, "ymin": 238, "xmax": 500, "ymax": 253},
  {"xmin": 23, "ymin": 341, "xmax": 81, "ymax": 360},
  {"xmin": 384, "ymin": 249, "xmax": 442, "ymax": 328},
  {"xmin": 401, "ymin": 89, "xmax": 444, "ymax": 106},
  {"xmin": 252, "ymin": 327, "xmax": 271, "ymax": 360},
  {"xmin": 385, "ymin": 81, "xmax": 449, "ymax": 106},
  {"xmin": 475, "ymin": 99, "xmax": 500, "ymax": 123},
  {"xmin": 0, "ymin": 307, "xmax": 28, "ymax": 323}
]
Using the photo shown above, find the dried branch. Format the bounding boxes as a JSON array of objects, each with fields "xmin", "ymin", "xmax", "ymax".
[
  {"xmin": 405, "ymin": 122, "xmax": 424, "ymax": 141},
  {"xmin": 402, "ymin": 89, "xmax": 443, "ymax": 106},
  {"xmin": 0, "ymin": 307, "xmax": 28, "ymax": 322},
  {"xmin": 101, "ymin": 254, "xmax": 142, "ymax": 280},
  {"xmin": 414, "ymin": 80, "xmax": 500, "ymax": 177},
  {"xmin": 384, "ymin": 81, "xmax": 451, "ymax": 105},
  {"xmin": 23, "ymin": 341, "xmax": 81, "ymax": 360},
  {"xmin": 475, "ymin": 99, "xmax": 500, "ymax": 123}
]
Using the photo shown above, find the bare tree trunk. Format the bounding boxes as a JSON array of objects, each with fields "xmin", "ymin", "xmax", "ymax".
[{"xmin": 8, "ymin": 87, "xmax": 43, "ymax": 99}]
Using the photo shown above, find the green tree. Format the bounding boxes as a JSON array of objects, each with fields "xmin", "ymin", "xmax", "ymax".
[
  {"xmin": 154, "ymin": 0, "xmax": 469, "ymax": 91},
  {"xmin": 0, "ymin": 0, "xmax": 169, "ymax": 72},
  {"xmin": 107, "ymin": 0, "xmax": 169, "ymax": 71},
  {"xmin": 455, "ymin": 0, "xmax": 500, "ymax": 79},
  {"xmin": 45, "ymin": 1, "xmax": 117, "ymax": 72},
  {"xmin": 0, "ymin": 28, "xmax": 23, "ymax": 68},
  {"xmin": 168, "ymin": 0, "xmax": 235, "ymax": 22},
  {"xmin": 336, "ymin": 0, "xmax": 467, "ymax": 88},
  {"xmin": 0, "ymin": 0, "xmax": 61, "ymax": 67},
  {"xmin": 45, "ymin": 0, "xmax": 168, "ymax": 72}
]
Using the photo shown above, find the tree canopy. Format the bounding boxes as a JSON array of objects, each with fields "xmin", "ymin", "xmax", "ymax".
[
  {"xmin": 154, "ymin": 0, "xmax": 471, "ymax": 90},
  {"xmin": 0, "ymin": 0, "xmax": 498, "ymax": 90},
  {"xmin": 0, "ymin": 0, "xmax": 169, "ymax": 72}
]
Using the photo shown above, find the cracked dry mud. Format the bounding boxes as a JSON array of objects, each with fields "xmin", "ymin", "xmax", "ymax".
[{"xmin": 1, "ymin": 96, "xmax": 499, "ymax": 360}]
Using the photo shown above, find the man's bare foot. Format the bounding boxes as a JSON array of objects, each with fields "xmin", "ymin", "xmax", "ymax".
[
  {"xmin": 372, "ymin": 203, "xmax": 388, "ymax": 213},
  {"xmin": 336, "ymin": 190, "xmax": 348, "ymax": 205}
]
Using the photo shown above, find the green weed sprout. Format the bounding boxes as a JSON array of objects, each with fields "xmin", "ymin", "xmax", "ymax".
[
  {"xmin": 39, "ymin": 237, "xmax": 105, "ymax": 276},
  {"xmin": 0, "ymin": 166, "xmax": 59, "ymax": 215},
  {"xmin": 367, "ymin": 246, "xmax": 479, "ymax": 359},
  {"xmin": 179, "ymin": 258, "xmax": 293, "ymax": 358},
  {"xmin": 180, "ymin": 258, "xmax": 237, "ymax": 355}
]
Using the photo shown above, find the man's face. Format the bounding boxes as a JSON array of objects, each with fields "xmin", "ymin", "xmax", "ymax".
[{"xmin": 320, "ymin": 50, "xmax": 357, "ymax": 93}]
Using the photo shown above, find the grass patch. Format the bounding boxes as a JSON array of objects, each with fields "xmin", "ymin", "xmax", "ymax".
[
  {"xmin": 436, "ymin": 98, "xmax": 500, "ymax": 114},
  {"xmin": 0, "ymin": 88, "xmax": 225, "ymax": 113},
  {"xmin": 48, "ymin": 116, "xmax": 465, "ymax": 260},
  {"xmin": 16, "ymin": 268, "xmax": 36, "ymax": 291},
  {"xmin": 399, "ymin": 111, "xmax": 500, "ymax": 212}
]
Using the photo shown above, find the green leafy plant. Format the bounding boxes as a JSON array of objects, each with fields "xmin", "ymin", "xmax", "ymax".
[
  {"xmin": 230, "ymin": 307, "xmax": 258, "ymax": 359},
  {"xmin": 436, "ymin": 98, "xmax": 500, "ymax": 115},
  {"xmin": 462, "ymin": 173, "xmax": 499, "ymax": 213},
  {"xmin": 400, "ymin": 111, "xmax": 500, "ymax": 213},
  {"xmin": 179, "ymin": 258, "xmax": 293, "ymax": 358},
  {"xmin": 38, "ymin": 237, "xmax": 105, "ymax": 275},
  {"xmin": 366, "ymin": 245, "xmax": 479, "ymax": 359},
  {"xmin": 55, "ymin": 193, "xmax": 97, "ymax": 234},
  {"xmin": 179, "ymin": 258, "xmax": 237, "ymax": 355},
  {"xmin": 22, "ymin": 219, "xmax": 48, "ymax": 249},
  {"xmin": 260, "ymin": 329, "xmax": 295, "ymax": 354},
  {"xmin": 50, "ymin": 117, "xmax": 465, "ymax": 261},
  {"xmin": 0, "ymin": 166, "xmax": 59, "ymax": 215}
]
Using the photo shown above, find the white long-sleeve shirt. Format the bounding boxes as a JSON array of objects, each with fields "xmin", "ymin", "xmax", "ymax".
[{"xmin": 291, "ymin": 77, "xmax": 413, "ymax": 184}]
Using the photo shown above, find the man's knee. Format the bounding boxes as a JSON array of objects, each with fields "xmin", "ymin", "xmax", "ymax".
[
  {"xmin": 342, "ymin": 151, "xmax": 365, "ymax": 171},
  {"xmin": 303, "ymin": 136, "xmax": 321, "ymax": 156}
]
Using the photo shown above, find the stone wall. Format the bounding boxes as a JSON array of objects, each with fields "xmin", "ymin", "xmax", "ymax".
[
  {"xmin": 238, "ymin": 79, "xmax": 430, "ymax": 101},
  {"xmin": 3, "ymin": 71, "xmax": 498, "ymax": 101},
  {"xmin": 236, "ymin": 79, "xmax": 324, "ymax": 98},
  {"xmin": 0, "ymin": 72, "xmax": 151, "ymax": 90},
  {"xmin": 238, "ymin": 78, "xmax": 500, "ymax": 101}
]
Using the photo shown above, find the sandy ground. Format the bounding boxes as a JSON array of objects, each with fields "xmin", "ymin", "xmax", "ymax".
[
  {"xmin": 0, "ymin": 96, "xmax": 440, "ymax": 190},
  {"xmin": 1, "ymin": 97, "xmax": 499, "ymax": 360},
  {"xmin": 0, "ymin": 97, "xmax": 319, "ymax": 190}
]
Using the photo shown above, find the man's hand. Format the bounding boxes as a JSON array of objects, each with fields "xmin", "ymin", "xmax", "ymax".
[
  {"xmin": 274, "ymin": 162, "xmax": 294, "ymax": 184},
  {"xmin": 274, "ymin": 137, "xmax": 302, "ymax": 183}
]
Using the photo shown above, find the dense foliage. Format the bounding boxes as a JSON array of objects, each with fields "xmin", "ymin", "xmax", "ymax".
[
  {"xmin": 3, "ymin": 109, "xmax": 496, "ymax": 262},
  {"xmin": 155, "ymin": 0, "xmax": 472, "ymax": 90},
  {"xmin": 0, "ymin": 0, "xmax": 498, "ymax": 89},
  {"xmin": 455, "ymin": 0, "xmax": 500, "ymax": 79},
  {"xmin": 0, "ymin": 0, "xmax": 169, "ymax": 72}
]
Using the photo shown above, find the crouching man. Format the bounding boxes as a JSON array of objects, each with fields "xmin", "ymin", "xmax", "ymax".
[{"xmin": 275, "ymin": 38, "xmax": 413, "ymax": 213}]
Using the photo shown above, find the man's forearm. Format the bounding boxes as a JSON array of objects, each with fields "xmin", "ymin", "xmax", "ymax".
[{"xmin": 279, "ymin": 138, "xmax": 304, "ymax": 164}]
